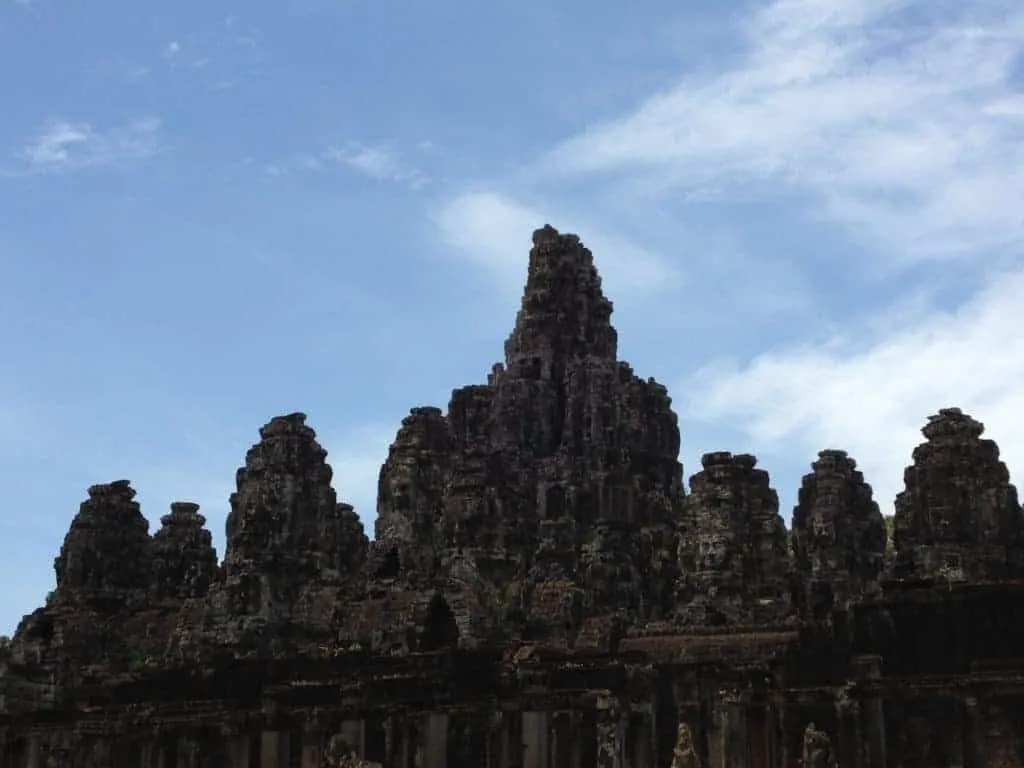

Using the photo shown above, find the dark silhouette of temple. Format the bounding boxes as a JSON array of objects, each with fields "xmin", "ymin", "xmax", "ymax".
[{"xmin": 1, "ymin": 226, "xmax": 1022, "ymax": 767}]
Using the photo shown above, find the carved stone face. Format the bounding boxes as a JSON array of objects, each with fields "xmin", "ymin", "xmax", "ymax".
[
  {"xmin": 675, "ymin": 721, "xmax": 694, "ymax": 752},
  {"xmin": 323, "ymin": 734, "xmax": 353, "ymax": 767},
  {"xmin": 696, "ymin": 533, "xmax": 731, "ymax": 570},
  {"xmin": 809, "ymin": 512, "xmax": 835, "ymax": 544},
  {"xmin": 802, "ymin": 722, "xmax": 833, "ymax": 768}
]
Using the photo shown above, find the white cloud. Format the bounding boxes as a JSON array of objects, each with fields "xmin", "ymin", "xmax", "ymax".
[
  {"xmin": 326, "ymin": 143, "xmax": 426, "ymax": 189},
  {"xmin": 20, "ymin": 121, "xmax": 90, "ymax": 166},
  {"xmin": 434, "ymin": 190, "xmax": 679, "ymax": 296},
  {"xmin": 686, "ymin": 264, "xmax": 1024, "ymax": 512},
  {"xmin": 546, "ymin": 0, "xmax": 1024, "ymax": 264},
  {"xmin": 16, "ymin": 116, "xmax": 164, "ymax": 174}
]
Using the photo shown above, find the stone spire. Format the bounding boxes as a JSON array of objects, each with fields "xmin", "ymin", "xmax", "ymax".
[
  {"xmin": 893, "ymin": 408, "xmax": 1024, "ymax": 582},
  {"xmin": 792, "ymin": 450, "xmax": 886, "ymax": 617},
  {"xmin": 222, "ymin": 413, "xmax": 360, "ymax": 617},
  {"xmin": 53, "ymin": 480, "xmax": 152, "ymax": 608},
  {"xmin": 365, "ymin": 225, "xmax": 684, "ymax": 649},
  {"xmin": 675, "ymin": 453, "xmax": 790, "ymax": 626},
  {"xmin": 503, "ymin": 224, "xmax": 618, "ymax": 378},
  {"xmin": 151, "ymin": 502, "xmax": 219, "ymax": 601},
  {"xmin": 373, "ymin": 406, "xmax": 453, "ymax": 580}
]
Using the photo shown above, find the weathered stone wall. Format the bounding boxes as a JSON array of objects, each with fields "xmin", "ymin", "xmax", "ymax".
[{"xmin": 2, "ymin": 226, "xmax": 1024, "ymax": 768}]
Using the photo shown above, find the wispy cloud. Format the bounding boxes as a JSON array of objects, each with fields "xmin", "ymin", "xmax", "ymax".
[
  {"xmin": 13, "ymin": 116, "xmax": 164, "ymax": 175},
  {"xmin": 434, "ymin": 190, "xmax": 678, "ymax": 297},
  {"xmin": 546, "ymin": 0, "xmax": 1024, "ymax": 265},
  {"xmin": 686, "ymin": 264, "xmax": 1024, "ymax": 512},
  {"xmin": 326, "ymin": 143, "xmax": 427, "ymax": 189}
]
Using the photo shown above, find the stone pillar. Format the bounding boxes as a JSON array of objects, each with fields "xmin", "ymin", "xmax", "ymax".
[
  {"xmin": 853, "ymin": 656, "xmax": 886, "ymax": 768},
  {"xmin": 25, "ymin": 737, "xmax": 41, "ymax": 768},
  {"xmin": 522, "ymin": 711, "xmax": 549, "ymax": 768},
  {"xmin": 595, "ymin": 696, "xmax": 625, "ymax": 768},
  {"xmin": 747, "ymin": 706, "xmax": 769, "ymax": 768},
  {"xmin": 179, "ymin": 732, "xmax": 202, "ymax": 768},
  {"xmin": 300, "ymin": 729, "xmax": 322, "ymax": 768},
  {"xmin": 505, "ymin": 710, "xmax": 523, "ymax": 768},
  {"xmin": 384, "ymin": 715, "xmax": 411, "ymax": 768},
  {"xmin": 261, "ymin": 730, "xmax": 288, "ymax": 768},
  {"xmin": 226, "ymin": 734, "xmax": 252, "ymax": 768},
  {"xmin": 550, "ymin": 713, "xmax": 570, "ymax": 768},
  {"xmin": 836, "ymin": 693, "xmax": 863, "ymax": 768},
  {"xmin": 706, "ymin": 701, "xmax": 723, "ymax": 768},
  {"xmin": 341, "ymin": 720, "xmax": 365, "ymax": 758},
  {"xmin": 962, "ymin": 696, "xmax": 986, "ymax": 768},
  {"xmin": 140, "ymin": 740, "xmax": 157, "ymax": 768},
  {"xmin": 484, "ymin": 711, "xmax": 502, "ymax": 768},
  {"xmin": 721, "ymin": 696, "xmax": 747, "ymax": 768},
  {"xmin": 774, "ymin": 700, "xmax": 789, "ymax": 768},
  {"xmin": 630, "ymin": 711, "xmax": 655, "ymax": 768},
  {"xmin": 423, "ymin": 713, "xmax": 448, "ymax": 768},
  {"xmin": 569, "ymin": 711, "xmax": 586, "ymax": 768}
]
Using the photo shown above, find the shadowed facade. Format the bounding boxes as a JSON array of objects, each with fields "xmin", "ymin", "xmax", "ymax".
[{"xmin": 1, "ymin": 226, "xmax": 1023, "ymax": 768}]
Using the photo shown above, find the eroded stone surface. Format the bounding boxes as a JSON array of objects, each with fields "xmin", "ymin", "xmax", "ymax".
[
  {"xmin": 151, "ymin": 502, "xmax": 218, "ymax": 601},
  {"xmin": 2, "ymin": 227, "xmax": 1024, "ymax": 768},
  {"xmin": 370, "ymin": 225, "xmax": 682, "ymax": 650},
  {"xmin": 223, "ymin": 412, "xmax": 362, "ymax": 594},
  {"xmin": 174, "ymin": 413, "xmax": 369, "ymax": 658},
  {"xmin": 675, "ymin": 452, "xmax": 790, "ymax": 626},
  {"xmin": 893, "ymin": 408, "xmax": 1024, "ymax": 581},
  {"xmin": 53, "ymin": 480, "xmax": 152, "ymax": 606},
  {"xmin": 792, "ymin": 450, "xmax": 886, "ymax": 616}
]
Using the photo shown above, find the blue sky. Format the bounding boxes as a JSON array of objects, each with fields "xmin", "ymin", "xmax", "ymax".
[{"xmin": 1, "ymin": 0, "xmax": 1022, "ymax": 633}]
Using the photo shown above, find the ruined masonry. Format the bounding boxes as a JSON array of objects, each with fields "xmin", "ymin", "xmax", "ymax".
[{"xmin": 1, "ymin": 226, "xmax": 1023, "ymax": 768}]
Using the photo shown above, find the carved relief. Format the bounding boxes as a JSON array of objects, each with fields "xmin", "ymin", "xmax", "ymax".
[
  {"xmin": 670, "ymin": 721, "xmax": 700, "ymax": 768},
  {"xmin": 801, "ymin": 723, "xmax": 836, "ymax": 768},
  {"xmin": 695, "ymin": 532, "xmax": 732, "ymax": 571},
  {"xmin": 322, "ymin": 733, "xmax": 383, "ymax": 768}
]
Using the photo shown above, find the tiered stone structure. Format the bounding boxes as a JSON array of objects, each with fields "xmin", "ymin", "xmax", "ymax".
[
  {"xmin": 675, "ymin": 451, "xmax": 790, "ymax": 627},
  {"xmin": 1, "ymin": 226, "xmax": 1023, "ymax": 768},
  {"xmin": 792, "ymin": 450, "xmax": 886, "ymax": 618},
  {"xmin": 151, "ymin": 502, "xmax": 219, "ymax": 601},
  {"xmin": 892, "ymin": 407, "xmax": 1023, "ymax": 583}
]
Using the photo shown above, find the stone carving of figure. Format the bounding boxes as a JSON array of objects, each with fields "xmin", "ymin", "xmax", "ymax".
[
  {"xmin": 802, "ymin": 722, "xmax": 836, "ymax": 768},
  {"xmin": 180, "ymin": 737, "xmax": 206, "ymax": 768},
  {"xmin": 670, "ymin": 721, "xmax": 700, "ymax": 768},
  {"xmin": 695, "ymin": 533, "xmax": 730, "ymax": 571},
  {"xmin": 809, "ymin": 511, "xmax": 836, "ymax": 545},
  {"xmin": 322, "ymin": 734, "xmax": 353, "ymax": 768},
  {"xmin": 322, "ymin": 733, "xmax": 383, "ymax": 768}
]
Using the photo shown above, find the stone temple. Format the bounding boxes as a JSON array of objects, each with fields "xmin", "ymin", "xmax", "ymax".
[{"xmin": 1, "ymin": 225, "xmax": 1023, "ymax": 768}]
